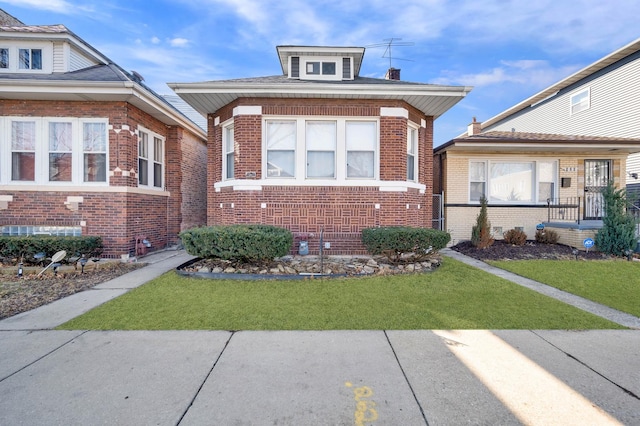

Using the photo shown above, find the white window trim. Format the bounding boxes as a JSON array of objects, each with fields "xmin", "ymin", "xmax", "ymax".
[
  {"xmin": 407, "ymin": 124, "xmax": 419, "ymax": 182},
  {"xmin": 137, "ymin": 126, "xmax": 165, "ymax": 190},
  {"xmin": 0, "ymin": 116, "xmax": 109, "ymax": 185},
  {"xmin": 468, "ymin": 158, "xmax": 558, "ymax": 204},
  {"xmin": 262, "ymin": 116, "xmax": 379, "ymax": 183},
  {"xmin": 0, "ymin": 41, "xmax": 52, "ymax": 74},
  {"xmin": 300, "ymin": 56, "xmax": 342, "ymax": 81},
  {"xmin": 222, "ymin": 120, "xmax": 234, "ymax": 181},
  {"xmin": 570, "ymin": 87, "xmax": 590, "ymax": 115}
]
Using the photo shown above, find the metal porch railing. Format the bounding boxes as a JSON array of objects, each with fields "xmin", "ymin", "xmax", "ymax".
[{"xmin": 546, "ymin": 197, "xmax": 581, "ymax": 224}]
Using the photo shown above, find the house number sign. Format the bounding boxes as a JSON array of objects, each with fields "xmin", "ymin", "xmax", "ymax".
[{"xmin": 561, "ymin": 167, "xmax": 577, "ymax": 172}]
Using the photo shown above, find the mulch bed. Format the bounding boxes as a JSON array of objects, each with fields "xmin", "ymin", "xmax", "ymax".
[
  {"xmin": 450, "ymin": 239, "xmax": 610, "ymax": 261},
  {"xmin": 0, "ymin": 262, "xmax": 145, "ymax": 320}
]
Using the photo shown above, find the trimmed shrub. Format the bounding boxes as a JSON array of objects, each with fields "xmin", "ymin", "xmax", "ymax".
[
  {"xmin": 535, "ymin": 229, "xmax": 559, "ymax": 244},
  {"xmin": 503, "ymin": 229, "xmax": 527, "ymax": 246},
  {"xmin": 179, "ymin": 225, "xmax": 293, "ymax": 262},
  {"xmin": 0, "ymin": 236, "xmax": 103, "ymax": 264},
  {"xmin": 361, "ymin": 226, "xmax": 451, "ymax": 263},
  {"xmin": 595, "ymin": 183, "xmax": 638, "ymax": 256},
  {"xmin": 471, "ymin": 196, "xmax": 494, "ymax": 249}
]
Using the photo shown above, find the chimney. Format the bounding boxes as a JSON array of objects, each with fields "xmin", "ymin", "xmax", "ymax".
[
  {"xmin": 385, "ymin": 68, "xmax": 401, "ymax": 80},
  {"xmin": 467, "ymin": 117, "xmax": 482, "ymax": 136}
]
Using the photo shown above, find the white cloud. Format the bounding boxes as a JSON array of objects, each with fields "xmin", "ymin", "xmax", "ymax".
[
  {"xmin": 151, "ymin": 37, "xmax": 161, "ymax": 45},
  {"xmin": 0, "ymin": 0, "xmax": 74, "ymax": 12},
  {"xmin": 433, "ymin": 60, "xmax": 581, "ymax": 89},
  {"xmin": 169, "ymin": 37, "xmax": 189, "ymax": 47}
]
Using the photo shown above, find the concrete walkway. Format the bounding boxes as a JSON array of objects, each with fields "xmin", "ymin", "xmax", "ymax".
[{"xmin": 1, "ymin": 249, "xmax": 639, "ymax": 425}]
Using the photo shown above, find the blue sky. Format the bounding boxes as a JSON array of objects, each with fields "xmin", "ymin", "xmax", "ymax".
[{"xmin": 2, "ymin": 0, "xmax": 640, "ymax": 146}]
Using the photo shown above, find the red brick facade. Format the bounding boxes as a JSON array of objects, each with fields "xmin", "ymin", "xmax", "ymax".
[
  {"xmin": 0, "ymin": 100, "xmax": 207, "ymax": 257},
  {"xmin": 207, "ymin": 98, "xmax": 434, "ymax": 255}
]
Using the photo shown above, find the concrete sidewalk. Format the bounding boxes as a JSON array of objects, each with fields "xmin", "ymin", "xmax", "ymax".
[{"xmin": 1, "ymin": 249, "xmax": 640, "ymax": 424}]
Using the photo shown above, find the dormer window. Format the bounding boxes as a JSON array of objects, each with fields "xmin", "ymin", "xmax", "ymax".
[
  {"xmin": 19, "ymin": 48, "xmax": 42, "ymax": 70},
  {"xmin": 0, "ymin": 43, "xmax": 50, "ymax": 73},
  {"xmin": 302, "ymin": 58, "xmax": 340, "ymax": 80},
  {"xmin": 0, "ymin": 48, "xmax": 8, "ymax": 68}
]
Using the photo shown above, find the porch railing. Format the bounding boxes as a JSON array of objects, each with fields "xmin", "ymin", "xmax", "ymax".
[{"xmin": 546, "ymin": 197, "xmax": 581, "ymax": 224}]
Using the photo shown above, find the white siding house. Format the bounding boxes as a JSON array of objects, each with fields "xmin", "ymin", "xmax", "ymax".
[{"xmin": 480, "ymin": 38, "xmax": 640, "ymax": 198}]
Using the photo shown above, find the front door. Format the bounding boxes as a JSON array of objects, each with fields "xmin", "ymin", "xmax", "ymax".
[{"xmin": 584, "ymin": 159, "xmax": 611, "ymax": 220}]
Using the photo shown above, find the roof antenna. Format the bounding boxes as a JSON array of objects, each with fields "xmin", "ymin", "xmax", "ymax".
[{"xmin": 366, "ymin": 38, "xmax": 414, "ymax": 69}]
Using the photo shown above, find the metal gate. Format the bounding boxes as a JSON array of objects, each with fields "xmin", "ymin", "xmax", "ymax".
[
  {"xmin": 432, "ymin": 192, "xmax": 444, "ymax": 230},
  {"xmin": 584, "ymin": 159, "xmax": 610, "ymax": 220}
]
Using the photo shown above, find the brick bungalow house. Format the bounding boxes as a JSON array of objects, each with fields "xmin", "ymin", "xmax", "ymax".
[
  {"xmin": 169, "ymin": 45, "xmax": 471, "ymax": 254},
  {"xmin": 0, "ymin": 10, "xmax": 207, "ymax": 258}
]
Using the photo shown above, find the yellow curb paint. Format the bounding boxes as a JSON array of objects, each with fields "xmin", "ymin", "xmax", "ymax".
[
  {"xmin": 433, "ymin": 330, "xmax": 622, "ymax": 426},
  {"xmin": 346, "ymin": 382, "xmax": 378, "ymax": 425}
]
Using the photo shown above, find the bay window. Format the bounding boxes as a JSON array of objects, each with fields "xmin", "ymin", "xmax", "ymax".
[
  {"xmin": 469, "ymin": 159, "xmax": 557, "ymax": 203},
  {"xmin": 2, "ymin": 117, "xmax": 107, "ymax": 185}
]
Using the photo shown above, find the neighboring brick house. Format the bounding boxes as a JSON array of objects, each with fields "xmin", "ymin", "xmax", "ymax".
[
  {"xmin": 0, "ymin": 11, "xmax": 207, "ymax": 258},
  {"xmin": 434, "ymin": 121, "xmax": 640, "ymax": 248},
  {"xmin": 170, "ymin": 46, "xmax": 471, "ymax": 254}
]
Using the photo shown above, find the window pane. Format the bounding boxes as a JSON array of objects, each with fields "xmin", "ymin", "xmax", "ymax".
[
  {"xmin": 0, "ymin": 48, "xmax": 8, "ymax": 68},
  {"xmin": 407, "ymin": 128, "xmax": 417, "ymax": 154},
  {"xmin": 267, "ymin": 121, "xmax": 296, "ymax": 149},
  {"xmin": 348, "ymin": 151, "xmax": 374, "ymax": 178},
  {"xmin": 85, "ymin": 153, "xmax": 106, "ymax": 182},
  {"xmin": 267, "ymin": 151, "xmax": 295, "ymax": 177},
  {"xmin": 307, "ymin": 62, "xmax": 320, "ymax": 74},
  {"xmin": 407, "ymin": 154, "xmax": 415, "ymax": 181},
  {"xmin": 31, "ymin": 49, "xmax": 42, "ymax": 69},
  {"xmin": 225, "ymin": 127, "xmax": 234, "ymax": 153},
  {"xmin": 138, "ymin": 158, "xmax": 148, "ymax": 185},
  {"xmin": 19, "ymin": 49, "xmax": 29, "ymax": 69},
  {"xmin": 539, "ymin": 182, "xmax": 554, "ymax": 202},
  {"xmin": 153, "ymin": 137, "xmax": 163, "ymax": 162},
  {"xmin": 307, "ymin": 151, "xmax": 334, "ymax": 178},
  {"xmin": 49, "ymin": 122, "xmax": 73, "ymax": 151},
  {"xmin": 469, "ymin": 161, "xmax": 485, "ymax": 182},
  {"xmin": 322, "ymin": 62, "xmax": 336, "ymax": 75},
  {"xmin": 154, "ymin": 163, "xmax": 162, "ymax": 187},
  {"xmin": 538, "ymin": 162, "xmax": 554, "ymax": 182},
  {"xmin": 139, "ymin": 133, "xmax": 148, "ymax": 157},
  {"xmin": 12, "ymin": 121, "xmax": 36, "ymax": 150},
  {"xmin": 12, "ymin": 152, "xmax": 35, "ymax": 181},
  {"xmin": 83, "ymin": 123, "xmax": 106, "ymax": 151},
  {"xmin": 489, "ymin": 162, "xmax": 533, "ymax": 202},
  {"xmin": 306, "ymin": 121, "xmax": 336, "ymax": 150},
  {"xmin": 226, "ymin": 153, "xmax": 234, "ymax": 179},
  {"xmin": 49, "ymin": 153, "xmax": 72, "ymax": 181},
  {"xmin": 470, "ymin": 182, "xmax": 485, "ymax": 202},
  {"xmin": 346, "ymin": 122, "xmax": 375, "ymax": 150}
]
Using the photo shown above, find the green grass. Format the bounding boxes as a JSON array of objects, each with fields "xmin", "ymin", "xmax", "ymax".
[
  {"xmin": 58, "ymin": 258, "xmax": 622, "ymax": 330},
  {"xmin": 489, "ymin": 259, "xmax": 640, "ymax": 317}
]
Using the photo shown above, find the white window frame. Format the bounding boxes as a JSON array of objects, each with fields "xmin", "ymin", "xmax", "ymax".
[
  {"xmin": 306, "ymin": 120, "xmax": 337, "ymax": 179},
  {"xmin": 469, "ymin": 159, "xmax": 558, "ymax": 204},
  {"xmin": 346, "ymin": 121, "xmax": 377, "ymax": 179},
  {"xmin": 300, "ymin": 56, "xmax": 341, "ymax": 81},
  {"xmin": 222, "ymin": 122, "xmax": 235, "ymax": 180},
  {"xmin": 407, "ymin": 125, "xmax": 418, "ymax": 182},
  {"xmin": 137, "ymin": 126, "xmax": 165, "ymax": 189},
  {"xmin": 262, "ymin": 117, "xmax": 379, "ymax": 182},
  {"xmin": 570, "ymin": 87, "xmax": 590, "ymax": 115},
  {"xmin": 0, "ymin": 117, "xmax": 109, "ymax": 185},
  {"xmin": 265, "ymin": 120, "xmax": 296, "ymax": 178},
  {"xmin": 0, "ymin": 42, "xmax": 51, "ymax": 74}
]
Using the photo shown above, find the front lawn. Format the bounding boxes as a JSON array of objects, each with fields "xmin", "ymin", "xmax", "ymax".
[
  {"xmin": 58, "ymin": 258, "xmax": 622, "ymax": 330},
  {"xmin": 489, "ymin": 259, "xmax": 640, "ymax": 317}
]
